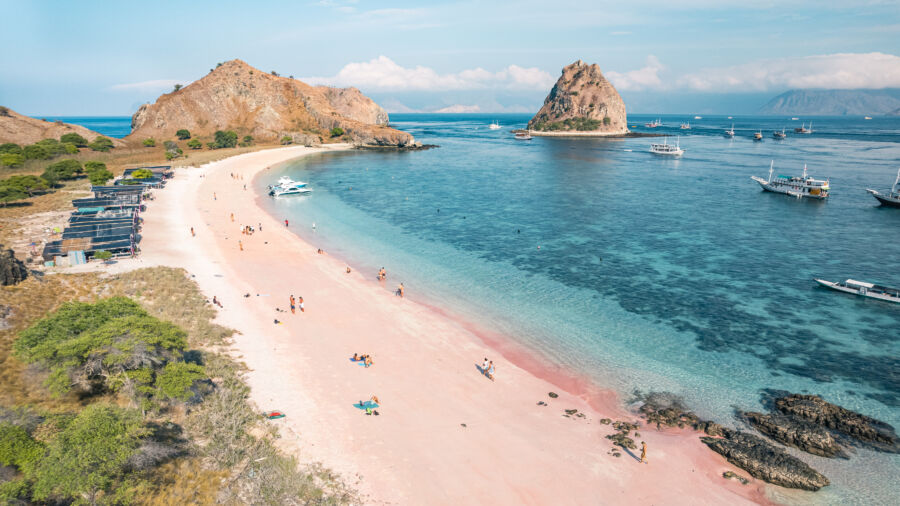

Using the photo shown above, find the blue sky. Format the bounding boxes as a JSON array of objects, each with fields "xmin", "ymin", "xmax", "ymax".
[{"xmin": 1, "ymin": 0, "xmax": 898, "ymax": 115}]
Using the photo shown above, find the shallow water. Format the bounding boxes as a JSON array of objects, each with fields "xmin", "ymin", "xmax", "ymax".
[{"xmin": 257, "ymin": 114, "xmax": 900, "ymax": 504}]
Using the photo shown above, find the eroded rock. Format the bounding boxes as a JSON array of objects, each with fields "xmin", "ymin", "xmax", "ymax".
[
  {"xmin": 775, "ymin": 394, "xmax": 898, "ymax": 453},
  {"xmin": 743, "ymin": 411, "xmax": 845, "ymax": 458}
]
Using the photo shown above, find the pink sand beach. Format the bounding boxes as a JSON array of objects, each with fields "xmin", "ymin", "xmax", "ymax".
[{"xmin": 134, "ymin": 145, "xmax": 772, "ymax": 504}]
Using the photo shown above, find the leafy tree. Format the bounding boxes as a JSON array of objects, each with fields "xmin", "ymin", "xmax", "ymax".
[
  {"xmin": 0, "ymin": 423, "xmax": 44, "ymax": 470},
  {"xmin": 30, "ymin": 404, "xmax": 147, "ymax": 505},
  {"xmin": 173, "ymin": 84, "xmax": 183, "ymax": 92},
  {"xmin": 206, "ymin": 142, "xmax": 216, "ymax": 149},
  {"xmin": 84, "ymin": 161, "xmax": 107, "ymax": 172},
  {"xmin": 280, "ymin": 136, "xmax": 293, "ymax": 145},
  {"xmin": 1, "ymin": 153, "xmax": 24, "ymax": 167},
  {"xmin": 60, "ymin": 133, "xmax": 88, "ymax": 147},
  {"xmin": 142, "ymin": 138, "xmax": 156, "ymax": 147},
  {"xmin": 89, "ymin": 136, "xmax": 114, "ymax": 152},
  {"xmin": 0, "ymin": 184, "xmax": 28, "ymax": 206},
  {"xmin": 42, "ymin": 159, "xmax": 82, "ymax": 183},
  {"xmin": 0, "ymin": 105, "xmax": 9, "ymax": 116},
  {"xmin": 187, "ymin": 139, "xmax": 202, "ymax": 149},
  {"xmin": 239, "ymin": 135, "xmax": 253, "ymax": 147},
  {"xmin": 86, "ymin": 167, "xmax": 113, "ymax": 185},
  {"xmin": 270, "ymin": 70, "xmax": 279, "ymax": 76},
  {"xmin": 63, "ymin": 143, "xmax": 79, "ymax": 154},
  {"xmin": 603, "ymin": 116, "xmax": 611, "ymax": 125},
  {"xmin": 23, "ymin": 144, "xmax": 51, "ymax": 160},
  {"xmin": 131, "ymin": 168, "xmax": 153, "ymax": 179},
  {"xmin": 36, "ymin": 139, "xmax": 68, "ymax": 157},
  {"xmin": 212, "ymin": 130, "xmax": 238, "ymax": 149},
  {"xmin": 3, "ymin": 175, "xmax": 50, "ymax": 196},
  {"xmin": 330, "ymin": 127, "xmax": 344, "ymax": 137},
  {"xmin": 155, "ymin": 362, "xmax": 206, "ymax": 401},
  {"xmin": 93, "ymin": 250, "xmax": 113, "ymax": 263},
  {"xmin": 176, "ymin": 129, "xmax": 191, "ymax": 140},
  {"xmin": 0, "ymin": 142, "xmax": 23, "ymax": 155}
]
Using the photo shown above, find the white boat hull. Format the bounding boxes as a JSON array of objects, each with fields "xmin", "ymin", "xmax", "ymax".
[
  {"xmin": 751, "ymin": 177, "xmax": 827, "ymax": 200},
  {"xmin": 815, "ymin": 279, "xmax": 900, "ymax": 304}
]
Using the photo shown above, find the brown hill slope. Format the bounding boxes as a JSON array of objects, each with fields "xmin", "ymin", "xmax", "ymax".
[
  {"xmin": 528, "ymin": 60, "xmax": 627, "ymax": 135},
  {"xmin": 128, "ymin": 60, "xmax": 414, "ymax": 147},
  {"xmin": 0, "ymin": 107, "xmax": 124, "ymax": 146}
]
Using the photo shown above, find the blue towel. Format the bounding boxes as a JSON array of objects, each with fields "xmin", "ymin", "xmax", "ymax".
[{"xmin": 353, "ymin": 401, "xmax": 379, "ymax": 409}]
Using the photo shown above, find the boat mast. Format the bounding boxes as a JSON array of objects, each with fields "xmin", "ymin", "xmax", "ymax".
[
  {"xmin": 802, "ymin": 163, "xmax": 808, "ymax": 179},
  {"xmin": 893, "ymin": 167, "xmax": 900, "ymax": 193},
  {"xmin": 768, "ymin": 160, "xmax": 774, "ymax": 183}
]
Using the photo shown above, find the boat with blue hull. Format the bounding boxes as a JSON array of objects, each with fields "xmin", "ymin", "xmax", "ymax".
[{"xmin": 866, "ymin": 168, "xmax": 900, "ymax": 208}]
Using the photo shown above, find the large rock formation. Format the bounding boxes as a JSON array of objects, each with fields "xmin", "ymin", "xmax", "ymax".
[
  {"xmin": 775, "ymin": 394, "xmax": 898, "ymax": 453},
  {"xmin": 0, "ymin": 106, "xmax": 123, "ymax": 146},
  {"xmin": 743, "ymin": 411, "xmax": 845, "ymax": 458},
  {"xmin": 701, "ymin": 429, "xmax": 830, "ymax": 491},
  {"xmin": 128, "ymin": 60, "xmax": 414, "ymax": 147},
  {"xmin": 527, "ymin": 60, "xmax": 627, "ymax": 135}
]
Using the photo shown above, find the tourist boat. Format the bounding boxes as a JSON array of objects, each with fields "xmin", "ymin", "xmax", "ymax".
[
  {"xmin": 724, "ymin": 124, "xmax": 735, "ymax": 138},
  {"xmin": 680, "ymin": 122, "xmax": 691, "ymax": 129},
  {"xmin": 489, "ymin": 121, "xmax": 501, "ymax": 130},
  {"xmin": 773, "ymin": 128, "xmax": 787, "ymax": 140},
  {"xmin": 694, "ymin": 115, "xmax": 703, "ymax": 119},
  {"xmin": 753, "ymin": 131, "xmax": 763, "ymax": 141},
  {"xmin": 649, "ymin": 137, "xmax": 684, "ymax": 156},
  {"xmin": 791, "ymin": 117, "xmax": 800, "ymax": 121},
  {"xmin": 644, "ymin": 118, "xmax": 662, "ymax": 128},
  {"xmin": 814, "ymin": 278, "xmax": 900, "ymax": 304},
  {"xmin": 268, "ymin": 177, "xmax": 311, "ymax": 196},
  {"xmin": 866, "ymin": 168, "xmax": 900, "ymax": 208},
  {"xmin": 794, "ymin": 122, "xmax": 813, "ymax": 134},
  {"xmin": 864, "ymin": 116, "xmax": 873, "ymax": 120},
  {"xmin": 751, "ymin": 161, "xmax": 829, "ymax": 200},
  {"xmin": 514, "ymin": 131, "xmax": 532, "ymax": 140}
]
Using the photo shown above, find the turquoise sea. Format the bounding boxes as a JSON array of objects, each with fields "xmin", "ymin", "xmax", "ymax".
[{"xmin": 68, "ymin": 113, "xmax": 900, "ymax": 503}]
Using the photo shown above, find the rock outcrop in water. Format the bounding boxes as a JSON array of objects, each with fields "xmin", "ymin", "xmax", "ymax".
[
  {"xmin": 701, "ymin": 429, "xmax": 830, "ymax": 491},
  {"xmin": 742, "ymin": 411, "xmax": 845, "ymax": 458},
  {"xmin": 774, "ymin": 394, "xmax": 899, "ymax": 453},
  {"xmin": 0, "ymin": 106, "xmax": 124, "ymax": 146},
  {"xmin": 128, "ymin": 59, "xmax": 415, "ymax": 147},
  {"xmin": 527, "ymin": 60, "xmax": 627, "ymax": 135},
  {"xmin": 0, "ymin": 246, "xmax": 27, "ymax": 286},
  {"xmin": 638, "ymin": 392, "xmax": 724, "ymax": 436}
]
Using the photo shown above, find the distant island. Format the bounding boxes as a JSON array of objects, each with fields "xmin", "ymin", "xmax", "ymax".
[
  {"xmin": 759, "ymin": 89, "xmax": 900, "ymax": 116},
  {"xmin": 527, "ymin": 60, "xmax": 628, "ymax": 136}
]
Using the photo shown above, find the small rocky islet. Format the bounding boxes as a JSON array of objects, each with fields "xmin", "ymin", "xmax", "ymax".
[{"xmin": 636, "ymin": 391, "xmax": 898, "ymax": 492}]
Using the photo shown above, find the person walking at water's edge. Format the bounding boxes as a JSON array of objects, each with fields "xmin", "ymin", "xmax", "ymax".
[
  {"xmin": 640, "ymin": 441, "xmax": 648, "ymax": 464},
  {"xmin": 397, "ymin": 283, "xmax": 404, "ymax": 298},
  {"xmin": 290, "ymin": 295, "xmax": 296, "ymax": 314}
]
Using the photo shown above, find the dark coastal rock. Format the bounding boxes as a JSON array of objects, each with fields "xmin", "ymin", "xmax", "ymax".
[
  {"xmin": 606, "ymin": 432, "xmax": 636, "ymax": 449},
  {"xmin": 599, "ymin": 418, "xmax": 611, "ymax": 425},
  {"xmin": 701, "ymin": 429, "xmax": 830, "ymax": 491},
  {"xmin": 638, "ymin": 391, "xmax": 722, "ymax": 434},
  {"xmin": 743, "ymin": 411, "xmax": 845, "ymax": 458},
  {"xmin": 723, "ymin": 471, "xmax": 749, "ymax": 485},
  {"xmin": 0, "ymin": 246, "xmax": 27, "ymax": 286},
  {"xmin": 548, "ymin": 392, "xmax": 558, "ymax": 398},
  {"xmin": 775, "ymin": 394, "xmax": 898, "ymax": 452}
]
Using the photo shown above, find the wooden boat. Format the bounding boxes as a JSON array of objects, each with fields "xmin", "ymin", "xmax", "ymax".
[{"xmin": 814, "ymin": 278, "xmax": 900, "ymax": 304}]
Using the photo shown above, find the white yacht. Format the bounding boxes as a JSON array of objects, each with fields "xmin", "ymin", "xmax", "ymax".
[
  {"xmin": 864, "ymin": 116, "xmax": 873, "ymax": 120},
  {"xmin": 694, "ymin": 115, "xmax": 703, "ymax": 119},
  {"xmin": 680, "ymin": 122, "xmax": 691, "ymax": 129},
  {"xmin": 724, "ymin": 124, "xmax": 735, "ymax": 138},
  {"xmin": 751, "ymin": 161, "xmax": 829, "ymax": 200},
  {"xmin": 814, "ymin": 278, "xmax": 900, "ymax": 304},
  {"xmin": 644, "ymin": 118, "xmax": 662, "ymax": 128},
  {"xmin": 649, "ymin": 137, "xmax": 684, "ymax": 156},
  {"xmin": 753, "ymin": 130, "xmax": 763, "ymax": 141},
  {"xmin": 268, "ymin": 177, "xmax": 311, "ymax": 196},
  {"xmin": 489, "ymin": 121, "xmax": 501, "ymax": 130},
  {"xmin": 514, "ymin": 131, "xmax": 532, "ymax": 140},
  {"xmin": 866, "ymin": 168, "xmax": 900, "ymax": 208}
]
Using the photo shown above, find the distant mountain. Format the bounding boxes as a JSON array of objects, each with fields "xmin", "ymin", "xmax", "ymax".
[
  {"xmin": 0, "ymin": 106, "xmax": 125, "ymax": 146},
  {"xmin": 759, "ymin": 89, "xmax": 900, "ymax": 116},
  {"xmin": 434, "ymin": 104, "xmax": 481, "ymax": 113}
]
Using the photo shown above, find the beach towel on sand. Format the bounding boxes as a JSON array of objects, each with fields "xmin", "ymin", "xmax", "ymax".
[{"xmin": 353, "ymin": 401, "xmax": 379, "ymax": 409}]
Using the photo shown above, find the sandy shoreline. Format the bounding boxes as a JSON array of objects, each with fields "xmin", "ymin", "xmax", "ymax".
[{"xmin": 124, "ymin": 144, "xmax": 770, "ymax": 504}]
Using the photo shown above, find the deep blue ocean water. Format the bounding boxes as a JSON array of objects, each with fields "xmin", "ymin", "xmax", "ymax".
[
  {"xmin": 59, "ymin": 113, "xmax": 899, "ymax": 502},
  {"xmin": 257, "ymin": 113, "xmax": 899, "ymax": 504},
  {"xmin": 36, "ymin": 116, "xmax": 132, "ymax": 138}
]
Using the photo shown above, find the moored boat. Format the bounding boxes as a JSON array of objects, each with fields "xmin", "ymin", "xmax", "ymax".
[
  {"xmin": 773, "ymin": 128, "xmax": 787, "ymax": 139},
  {"xmin": 680, "ymin": 122, "xmax": 691, "ymax": 129},
  {"xmin": 514, "ymin": 131, "xmax": 532, "ymax": 140},
  {"xmin": 753, "ymin": 131, "xmax": 763, "ymax": 141},
  {"xmin": 724, "ymin": 124, "xmax": 735, "ymax": 138},
  {"xmin": 489, "ymin": 121, "xmax": 501, "ymax": 130},
  {"xmin": 268, "ymin": 177, "xmax": 311, "ymax": 196},
  {"xmin": 649, "ymin": 137, "xmax": 684, "ymax": 156},
  {"xmin": 864, "ymin": 116, "xmax": 873, "ymax": 120},
  {"xmin": 794, "ymin": 122, "xmax": 812, "ymax": 134},
  {"xmin": 814, "ymin": 278, "xmax": 900, "ymax": 304},
  {"xmin": 866, "ymin": 168, "xmax": 900, "ymax": 208},
  {"xmin": 645, "ymin": 118, "xmax": 662, "ymax": 128},
  {"xmin": 751, "ymin": 161, "xmax": 829, "ymax": 200}
]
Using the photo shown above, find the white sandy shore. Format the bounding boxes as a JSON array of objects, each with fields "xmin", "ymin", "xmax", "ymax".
[{"xmin": 81, "ymin": 144, "xmax": 771, "ymax": 504}]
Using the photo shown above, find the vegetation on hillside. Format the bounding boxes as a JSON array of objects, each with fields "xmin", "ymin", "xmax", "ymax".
[{"xmin": 530, "ymin": 116, "xmax": 604, "ymax": 132}]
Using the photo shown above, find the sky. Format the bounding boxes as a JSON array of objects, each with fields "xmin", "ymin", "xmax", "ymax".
[{"xmin": 1, "ymin": 0, "xmax": 899, "ymax": 116}]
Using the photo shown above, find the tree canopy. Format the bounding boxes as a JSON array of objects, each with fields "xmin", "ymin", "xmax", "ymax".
[
  {"xmin": 142, "ymin": 138, "xmax": 156, "ymax": 147},
  {"xmin": 60, "ymin": 133, "xmax": 88, "ymax": 147},
  {"xmin": 84, "ymin": 161, "xmax": 113, "ymax": 186},
  {"xmin": 41, "ymin": 159, "xmax": 82, "ymax": 185},
  {"xmin": 176, "ymin": 129, "xmax": 191, "ymax": 140},
  {"xmin": 89, "ymin": 136, "xmax": 115, "ymax": 152},
  {"xmin": 211, "ymin": 130, "xmax": 238, "ymax": 149},
  {"xmin": 0, "ymin": 142, "xmax": 23, "ymax": 155},
  {"xmin": 187, "ymin": 139, "xmax": 202, "ymax": 149},
  {"xmin": 131, "ymin": 168, "xmax": 154, "ymax": 179},
  {"xmin": 330, "ymin": 127, "xmax": 344, "ymax": 137}
]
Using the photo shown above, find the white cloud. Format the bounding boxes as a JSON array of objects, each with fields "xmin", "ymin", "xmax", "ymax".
[
  {"xmin": 606, "ymin": 56, "xmax": 665, "ymax": 91},
  {"xmin": 304, "ymin": 56, "xmax": 555, "ymax": 91},
  {"xmin": 678, "ymin": 52, "xmax": 900, "ymax": 91},
  {"xmin": 108, "ymin": 79, "xmax": 185, "ymax": 92}
]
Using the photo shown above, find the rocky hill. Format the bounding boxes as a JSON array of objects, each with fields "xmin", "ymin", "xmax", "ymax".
[
  {"xmin": 129, "ymin": 60, "xmax": 415, "ymax": 147},
  {"xmin": 527, "ymin": 60, "xmax": 627, "ymax": 135},
  {"xmin": 759, "ymin": 89, "xmax": 900, "ymax": 116},
  {"xmin": 0, "ymin": 107, "xmax": 124, "ymax": 146}
]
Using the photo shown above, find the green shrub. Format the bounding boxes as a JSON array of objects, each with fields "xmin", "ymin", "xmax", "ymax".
[
  {"xmin": 85, "ymin": 162, "xmax": 113, "ymax": 186},
  {"xmin": 0, "ymin": 423, "xmax": 45, "ymax": 469},
  {"xmin": 23, "ymin": 144, "xmax": 51, "ymax": 160},
  {"xmin": 63, "ymin": 143, "xmax": 78, "ymax": 154},
  {"xmin": 142, "ymin": 138, "xmax": 156, "ymax": 147},
  {"xmin": 29, "ymin": 404, "xmax": 147, "ymax": 504},
  {"xmin": 36, "ymin": 139, "xmax": 68, "ymax": 157},
  {"xmin": 1, "ymin": 153, "xmax": 25, "ymax": 167},
  {"xmin": 89, "ymin": 136, "xmax": 114, "ymax": 152},
  {"xmin": 132, "ymin": 168, "xmax": 153, "ymax": 179},
  {"xmin": 0, "ymin": 479, "xmax": 29, "ymax": 501},
  {"xmin": 176, "ymin": 129, "xmax": 191, "ymax": 140},
  {"xmin": 59, "ymin": 133, "xmax": 88, "ymax": 147},
  {"xmin": 0, "ymin": 142, "xmax": 22, "ymax": 155},
  {"xmin": 2, "ymin": 175, "xmax": 50, "ymax": 196},
  {"xmin": 280, "ymin": 135, "xmax": 293, "ymax": 145},
  {"xmin": 239, "ymin": 135, "xmax": 253, "ymax": 147},
  {"xmin": 93, "ymin": 250, "xmax": 113, "ymax": 262},
  {"xmin": 0, "ymin": 184, "xmax": 28, "ymax": 205},
  {"xmin": 173, "ymin": 84, "xmax": 183, "ymax": 92},
  {"xmin": 156, "ymin": 362, "xmax": 206, "ymax": 401},
  {"xmin": 42, "ymin": 159, "xmax": 82, "ymax": 183},
  {"xmin": 187, "ymin": 139, "xmax": 202, "ymax": 149},
  {"xmin": 603, "ymin": 116, "xmax": 611, "ymax": 125},
  {"xmin": 330, "ymin": 127, "xmax": 344, "ymax": 137},
  {"xmin": 211, "ymin": 130, "xmax": 237, "ymax": 149}
]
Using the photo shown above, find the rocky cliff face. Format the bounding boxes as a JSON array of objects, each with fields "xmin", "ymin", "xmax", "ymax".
[
  {"xmin": 528, "ymin": 60, "xmax": 627, "ymax": 134},
  {"xmin": 0, "ymin": 107, "xmax": 124, "ymax": 146},
  {"xmin": 129, "ymin": 60, "xmax": 414, "ymax": 147}
]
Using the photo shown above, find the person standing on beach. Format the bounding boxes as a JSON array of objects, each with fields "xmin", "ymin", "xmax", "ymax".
[
  {"xmin": 488, "ymin": 361, "xmax": 495, "ymax": 381},
  {"xmin": 398, "ymin": 283, "xmax": 404, "ymax": 298},
  {"xmin": 190, "ymin": 227, "xmax": 195, "ymax": 237},
  {"xmin": 285, "ymin": 219, "xmax": 289, "ymax": 227},
  {"xmin": 238, "ymin": 240, "xmax": 243, "ymax": 251},
  {"xmin": 298, "ymin": 296, "xmax": 304, "ymax": 312},
  {"xmin": 640, "ymin": 442, "xmax": 648, "ymax": 464},
  {"xmin": 482, "ymin": 358, "xmax": 489, "ymax": 375},
  {"xmin": 290, "ymin": 295, "xmax": 296, "ymax": 314},
  {"xmin": 213, "ymin": 192, "xmax": 217, "ymax": 200},
  {"xmin": 230, "ymin": 213, "xmax": 234, "ymax": 222}
]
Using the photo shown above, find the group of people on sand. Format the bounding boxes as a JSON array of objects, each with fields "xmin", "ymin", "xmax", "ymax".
[
  {"xmin": 480, "ymin": 357, "xmax": 496, "ymax": 381},
  {"xmin": 352, "ymin": 353, "xmax": 373, "ymax": 367},
  {"xmin": 289, "ymin": 295, "xmax": 304, "ymax": 314}
]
